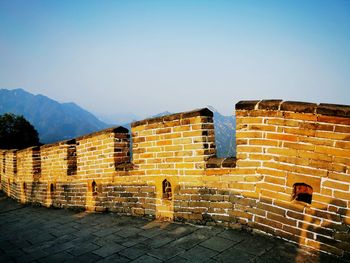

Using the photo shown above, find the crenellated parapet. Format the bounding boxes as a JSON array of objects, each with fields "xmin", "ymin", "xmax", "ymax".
[{"xmin": 1, "ymin": 100, "xmax": 349, "ymax": 258}]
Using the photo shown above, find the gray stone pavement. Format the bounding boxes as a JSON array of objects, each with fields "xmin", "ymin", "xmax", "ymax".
[{"xmin": 0, "ymin": 191, "xmax": 342, "ymax": 263}]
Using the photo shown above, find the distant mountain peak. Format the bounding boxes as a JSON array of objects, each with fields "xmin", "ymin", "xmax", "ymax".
[{"xmin": 0, "ymin": 88, "xmax": 109, "ymax": 143}]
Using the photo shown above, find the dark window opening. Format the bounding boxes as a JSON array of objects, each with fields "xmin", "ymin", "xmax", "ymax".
[
  {"xmin": 33, "ymin": 147, "xmax": 41, "ymax": 176},
  {"xmin": 50, "ymin": 183, "xmax": 55, "ymax": 193},
  {"xmin": 23, "ymin": 182, "xmax": 26, "ymax": 191},
  {"xmin": 2, "ymin": 154, "xmax": 5, "ymax": 173},
  {"xmin": 162, "ymin": 179, "xmax": 172, "ymax": 200},
  {"xmin": 92, "ymin": 181, "xmax": 98, "ymax": 195},
  {"xmin": 67, "ymin": 140, "xmax": 77, "ymax": 176},
  {"xmin": 292, "ymin": 183, "xmax": 313, "ymax": 204}
]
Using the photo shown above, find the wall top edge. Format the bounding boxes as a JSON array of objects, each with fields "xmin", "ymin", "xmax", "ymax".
[
  {"xmin": 75, "ymin": 126, "xmax": 129, "ymax": 141},
  {"xmin": 236, "ymin": 100, "xmax": 350, "ymax": 118},
  {"xmin": 17, "ymin": 146, "xmax": 40, "ymax": 153},
  {"xmin": 131, "ymin": 108, "xmax": 213, "ymax": 128},
  {"xmin": 0, "ymin": 126, "xmax": 129, "ymax": 152},
  {"xmin": 40, "ymin": 139, "xmax": 76, "ymax": 149}
]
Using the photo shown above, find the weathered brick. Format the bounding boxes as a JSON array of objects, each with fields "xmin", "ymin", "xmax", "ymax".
[
  {"xmin": 333, "ymin": 190, "xmax": 350, "ymax": 200},
  {"xmin": 230, "ymin": 210, "xmax": 252, "ymax": 220},
  {"xmin": 274, "ymin": 200, "xmax": 306, "ymax": 213},
  {"xmin": 282, "ymin": 225, "xmax": 313, "ymax": 239},
  {"xmin": 322, "ymin": 180, "xmax": 349, "ymax": 191},
  {"xmin": 266, "ymin": 133, "xmax": 298, "ymax": 142},
  {"xmin": 255, "ymin": 216, "xmax": 282, "ymax": 229},
  {"xmin": 267, "ymin": 147, "xmax": 298, "ymax": 157},
  {"xmin": 315, "ymin": 146, "xmax": 350, "ymax": 158},
  {"xmin": 257, "ymin": 202, "xmax": 286, "ymax": 216},
  {"xmin": 283, "ymin": 112, "xmax": 317, "ymax": 121},
  {"xmin": 236, "ymin": 131, "xmax": 263, "ymax": 139},
  {"xmin": 236, "ymin": 146, "xmax": 263, "ymax": 153}
]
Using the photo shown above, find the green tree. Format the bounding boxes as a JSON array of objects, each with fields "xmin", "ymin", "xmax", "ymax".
[{"xmin": 0, "ymin": 113, "xmax": 40, "ymax": 149}]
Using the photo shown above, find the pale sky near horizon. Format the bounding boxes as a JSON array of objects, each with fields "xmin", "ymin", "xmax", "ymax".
[{"xmin": 0, "ymin": 0, "xmax": 349, "ymax": 119}]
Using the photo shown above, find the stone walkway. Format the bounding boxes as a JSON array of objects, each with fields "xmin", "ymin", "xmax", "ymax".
[{"xmin": 0, "ymin": 191, "xmax": 342, "ymax": 263}]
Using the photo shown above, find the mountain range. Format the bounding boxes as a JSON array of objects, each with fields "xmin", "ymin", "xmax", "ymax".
[
  {"xmin": 0, "ymin": 88, "xmax": 235, "ymax": 157},
  {"xmin": 0, "ymin": 88, "xmax": 108, "ymax": 143}
]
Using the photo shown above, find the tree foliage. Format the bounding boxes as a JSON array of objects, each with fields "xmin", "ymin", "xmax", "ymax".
[{"xmin": 0, "ymin": 113, "xmax": 40, "ymax": 149}]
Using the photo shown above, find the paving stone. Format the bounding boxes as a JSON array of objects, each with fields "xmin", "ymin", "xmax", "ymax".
[
  {"xmin": 131, "ymin": 254, "xmax": 162, "ymax": 263},
  {"xmin": 0, "ymin": 240, "xmax": 16, "ymax": 251},
  {"xmin": 201, "ymin": 258, "xmax": 219, "ymax": 263},
  {"xmin": 199, "ymin": 236, "xmax": 234, "ymax": 252},
  {"xmin": 65, "ymin": 252, "xmax": 103, "ymax": 263},
  {"xmin": 50, "ymin": 226, "xmax": 79, "ymax": 236},
  {"xmin": 117, "ymin": 226, "xmax": 144, "ymax": 238},
  {"xmin": 120, "ymin": 234, "xmax": 148, "ymax": 247},
  {"xmin": 0, "ymin": 191, "xmax": 343, "ymax": 263},
  {"xmin": 165, "ymin": 225, "xmax": 197, "ymax": 239},
  {"xmin": 43, "ymin": 240, "xmax": 75, "ymax": 254},
  {"xmin": 255, "ymin": 242, "xmax": 298, "ymax": 262},
  {"xmin": 147, "ymin": 243, "xmax": 186, "ymax": 260},
  {"xmin": 166, "ymin": 255, "xmax": 191, "ymax": 263},
  {"xmin": 53, "ymin": 234, "xmax": 77, "ymax": 244},
  {"xmin": 141, "ymin": 220, "xmax": 164, "ymax": 230},
  {"xmin": 92, "ymin": 227, "xmax": 122, "ymax": 237},
  {"xmin": 67, "ymin": 242, "xmax": 100, "ymax": 256},
  {"xmin": 95, "ymin": 253, "xmax": 130, "ymax": 263},
  {"xmin": 215, "ymin": 247, "xmax": 256, "ymax": 263},
  {"xmin": 146, "ymin": 235, "xmax": 174, "ymax": 248},
  {"xmin": 217, "ymin": 229, "xmax": 251, "ymax": 242},
  {"xmin": 72, "ymin": 233, "xmax": 99, "ymax": 244},
  {"xmin": 233, "ymin": 235, "xmax": 274, "ymax": 256},
  {"xmin": 92, "ymin": 233, "xmax": 126, "ymax": 246},
  {"xmin": 25, "ymin": 233, "xmax": 56, "ymax": 245},
  {"xmin": 3, "ymin": 248, "xmax": 27, "ymax": 259},
  {"xmin": 180, "ymin": 245, "xmax": 219, "ymax": 262},
  {"xmin": 0, "ymin": 253, "xmax": 15, "ymax": 263},
  {"xmin": 10, "ymin": 238, "xmax": 32, "ymax": 248},
  {"xmin": 38, "ymin": 251, "xmax": 75, "ymax": 263},
  {"xmin": 138, "ymin": 227, "xmax": 163, "ymax": 238},
  {"xmin": 118, "ymin": 246, "xmax": 148, "ymax": 260},
  {"xmin": 93, "ymin": 243, "xmax": 126, "ymax": 258},
  {"xmin": 14, "ymin": 249, "xmax": 49, "ymax": 263},
  {"xmin": 172, "ymin": 231, "xmax": 211, "ymax": 249},
  {"xmin": 195, "ymin": 226, "xmax": 224, "ymax": 237}
]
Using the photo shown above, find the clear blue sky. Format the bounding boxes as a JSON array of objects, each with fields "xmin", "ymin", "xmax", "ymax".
[{"xmin": 0, "ymin": 0, "xmax": 349, "ymax": 118}]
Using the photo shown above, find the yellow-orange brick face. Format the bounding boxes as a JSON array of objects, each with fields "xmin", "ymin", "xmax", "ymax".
[{"xmin": 2, "ymin": 102, "xmax": 350, "ymax": 258}]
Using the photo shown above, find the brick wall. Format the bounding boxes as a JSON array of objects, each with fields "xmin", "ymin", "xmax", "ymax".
[
  {"xmin": 17, "ymin": 146, "xmax": 41, "ymax": 203},
  {"xmin": 131, "ymin": 108, "xmax": 215, "ymax": 219},
  {"xmin": 232, "ymin": 100, "xmax": 350, "ymax": 256},
  {"xmin": 3, "ymin": 150, "xmax": 17, "ymax": 199},
  {"xmin": 0, "ymin": 149, "xmax": 5, "ymax": 190},
  {"xmin": 1, "ymin": 101, "xmax": 349, "ymax": 258}
]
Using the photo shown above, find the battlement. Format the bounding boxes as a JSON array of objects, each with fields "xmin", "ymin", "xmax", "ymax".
[{"xmin": 1, "ymin": 100, "xmax": 349, "ymax": 258}]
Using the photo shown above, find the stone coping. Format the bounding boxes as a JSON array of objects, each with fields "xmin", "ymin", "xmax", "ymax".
[
  {"xmin": 115, "ymin": 162, "xmax": 134, "ymax": 171},
  {"xmin": 206, "ymin": 157, "xmax": 237, "ymax": 169},
  {"xmin": 75, "ymin": 126, "xmax": 129, "ymax": 141},
  {"xmin": 131, "ymin": 108, "xmax": 213, "ymax": 128},
  {"xmin": 17, "ymin": 146, "xmax": 40, "ymax": 153},
  {"xmin": 1, "ymin": 127, "xmax": 129, "ymax": 152},
  {"xmin": 40, "ymin": 139, "xmax": 76, "ymax": 149},
  {"xmin": 236, "ymin": 100, "xmax": 350, "ymax": 118},
  {"xmin": 3, "ymin": 149, "xmax": 17, "ymax": 153}
]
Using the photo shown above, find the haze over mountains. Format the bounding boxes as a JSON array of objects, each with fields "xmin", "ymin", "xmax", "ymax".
[
  {"xmin": 0, "ymin": 88, "xmax": 108, "ymax": 143},
  {"xmin": 0, "ymin": 89, "xmax": 235, "ymax": 157}
]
